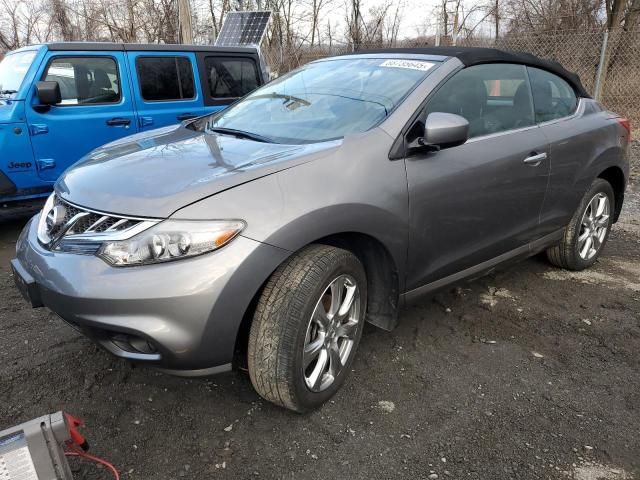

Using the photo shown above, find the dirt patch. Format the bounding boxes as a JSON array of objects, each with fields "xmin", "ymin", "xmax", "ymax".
[
  {"xmin": 573, "ymin": 464, "xmax": 631, "ymax": 480},
  {"xmin": 541, "ymin": 262, "xmax": 640, "ymax": 292}
]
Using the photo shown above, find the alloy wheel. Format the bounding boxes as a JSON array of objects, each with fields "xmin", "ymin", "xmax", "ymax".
[
  {"xmin": 303, "ymin": 274, "xmax": 361, "ymax": 392},
  {"xmin": 577, "ymin": 192, "xmax": 610, "ymax": 260}
]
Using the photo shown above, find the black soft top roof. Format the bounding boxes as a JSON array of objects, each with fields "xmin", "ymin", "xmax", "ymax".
[{"xmin": 349, "ymin": 46, "xmax": 589, "ymax": 97}]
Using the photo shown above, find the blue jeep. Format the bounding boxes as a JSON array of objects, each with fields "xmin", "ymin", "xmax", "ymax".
[{"xmin": 0, "ymin": 42, "xmax": 265, "ymax": 212}]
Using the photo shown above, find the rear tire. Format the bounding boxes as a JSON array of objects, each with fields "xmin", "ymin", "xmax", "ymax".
[
  {"xmin": 546, "ymin": 178, "xmax": 614, "ymax": 271},
  {"xmin": 247, "ymin": 244, "xmax": 367, "ymax": 412}
]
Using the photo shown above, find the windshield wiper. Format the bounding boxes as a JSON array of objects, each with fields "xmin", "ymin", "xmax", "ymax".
[
  {"xmin": 207, "ymin": 127, "xmax": 274, "ymax": 143},
  {"xmin": 0, "ymin": 89, "xmax": 17, "ymax": 95},
  {"xmin": 248, "ymin": 93, "xmax": 311, "ymax": 106}
]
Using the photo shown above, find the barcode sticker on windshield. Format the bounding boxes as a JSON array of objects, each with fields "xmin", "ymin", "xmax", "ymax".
[{"xmin": 380, "ymin": 60, "xmax": 435, "ymax": 71}]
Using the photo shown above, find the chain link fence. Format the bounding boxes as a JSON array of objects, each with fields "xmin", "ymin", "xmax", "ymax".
[{"xmin": 263, "ymin": 28, "xmax": 640, "ymax": 149}]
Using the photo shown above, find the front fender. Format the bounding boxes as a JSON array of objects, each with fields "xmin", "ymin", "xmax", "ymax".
[{"xmin": 173, "ymin": 129, "xmax": 410, "ymax": 289}]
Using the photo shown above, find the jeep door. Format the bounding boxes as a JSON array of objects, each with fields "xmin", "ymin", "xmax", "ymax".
[
  {"xmin": 26, "ymin": 52, "xmax": 138, "ymax": 182},
  {"xmin": 195, "ymin": 53, "xmax": 263, "ymax": 115},
  {"xmin": 127, "ymin": 52, "xmax": 205, "ymax": 131},
  {"xmin": 404, "ymin": 63, "xmax": 550, "ymax": 291}
]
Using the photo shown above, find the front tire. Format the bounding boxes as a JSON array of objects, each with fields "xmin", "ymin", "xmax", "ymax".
[
  {"xmin": 546, "ymin": 178, "xmax": 615, "ymax": 271},
  {"xmin": 247, "ymin": 244, "xmax": 367, "ymax": 412}
]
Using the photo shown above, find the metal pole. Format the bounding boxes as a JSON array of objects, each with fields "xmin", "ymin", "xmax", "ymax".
[
  {"xmin": 594, "ymin": 29, "xmax": 609, "ymax": 101},
  {"xmin": 452, "ymin": 6, "xmax": 458, "ymax": 46},
  {"xmin": 435, "ymin": 6, "xmax": 441, "ymax": 46}
]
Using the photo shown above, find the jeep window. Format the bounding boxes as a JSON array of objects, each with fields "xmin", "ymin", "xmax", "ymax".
[
  {"xmin": 43, "ymin": 57, "xmax": 121, "ymax": 105},
  {"xmin": 136, "ymin": 56, "xmax": 195, "ymax": 101},
  {"xmin": 528, "ymin": 67, "xmax": 578, "ymax": 123},
  {"xmin": 205, "ymin": 57, "xmax": 259, "ymax": 99},
  {"xmin": 202, "ymin": 58, "xmax": 437, "ymax": 144},
  {"xmin": 0, "ymin": 50, "xmax": 37, "ymax": 96},
  {"xmin": 424, "ymin": 63, "xmax": 535, "ymax": 138}
]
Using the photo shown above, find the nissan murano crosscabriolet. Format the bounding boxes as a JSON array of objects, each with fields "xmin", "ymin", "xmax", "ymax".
[{"xmin": 12, "ymin": 47, "xmax": 630, "ymax": 412}]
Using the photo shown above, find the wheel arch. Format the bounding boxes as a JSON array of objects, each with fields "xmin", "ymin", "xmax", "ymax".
[
  {"xmin": 313, "ymin": 232, "xmax": 401, "ymax": 331},
  {"xmin": 233, "ymin": 231, "xmax": 402, "ymax": 368},
  {"xmin": 597, "ymin": 165, "xmax": 626, "ymax": 223}
]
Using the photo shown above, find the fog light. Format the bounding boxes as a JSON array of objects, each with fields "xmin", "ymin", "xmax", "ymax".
[{"xmin": 110, "ymin": 333, "xmax": 158, "ymax": 355}]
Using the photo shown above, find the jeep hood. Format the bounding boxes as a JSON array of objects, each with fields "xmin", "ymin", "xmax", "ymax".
[
  {"xmin": 0, "ymin": 100, "xmax": 24, "ymax": 124},
  {"xmin": 56, "ymin": 124, "xmax": 340, "ymax": 218}
]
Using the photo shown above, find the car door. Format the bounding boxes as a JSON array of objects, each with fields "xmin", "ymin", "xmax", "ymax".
[
  {"xmin": 404, "ymin": 63, "xmax": 550, "ymax": 291},
  {"xmin": 127, "ymin": 51, "xmax": 205, "ymax": 131},
  {"xmin": 527, "ymin": 67, "xmax": 588, "ymax": 236},
  {"xmin": 26, "ymin": 52, "xmax": 137, "ymax": 182},
  {"xmin": 196, "ymin": 53, "xmax": 262, "ymax": 115}
]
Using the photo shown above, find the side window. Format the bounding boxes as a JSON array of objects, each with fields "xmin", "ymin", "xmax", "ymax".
[
  {"xmin": 136, "ymin": 56, "xmax": 195, "ymax": 101},
  {"xmin": 528, "ymin": 67, "xmax": 578, "ymax": 123},
  {"xmin": 43, "ymin": 57, "xmax": 120, "ymax": 105},
  {"xmin": 205, "ymin": 57, "xmax": 259, "ymax": 98},
  {"xmin": 424, "ymin": 63, "xmax": 534, "ymax": 138}
]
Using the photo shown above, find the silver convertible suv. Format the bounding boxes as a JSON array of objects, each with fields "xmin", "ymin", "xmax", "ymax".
[{"xmin": 12, "ymin": 47, "xmax": 630, "ymax": 412}]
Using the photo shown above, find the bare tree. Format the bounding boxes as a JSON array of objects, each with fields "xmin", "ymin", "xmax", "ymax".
[
  {"xmin": 346, "ymin": 0, "xmax": 363, "ymax": 49},
  {"xmin": 383, "ymin": 0, "xmax": 402, "ymax": 46},
  {"xmin": 345, "ymin": 0, "xmax": 401, "ymax": 48},
  {"xmin": 489, "ymin": 0, "xmax": 500, "ymax": 38},
  {"xmin": 0, "ymin": 0, "xmax": 53, "ymax": 51},
  {"xmin": 50, "ymin": 0, "xmax": 75, "ymax": 40},
  {"xmin": 606, "ymin": 0, "xmax": 640, "ymax": 29},
  {"xmin": 504, "ymin": 0, "xmax": 602, "ymax": 33},
  {"xmin": 306, "ymin": 0, "xmax": 333, "ymax": 47}
]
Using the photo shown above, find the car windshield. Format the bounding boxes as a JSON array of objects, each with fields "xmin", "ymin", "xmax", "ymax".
[
  {"xmin": 0, "ymin": 50, "xmax": 37, "ymax": 97},
  {"xmin": 199, "ymin": 58, "xmax": 438, "ymax": 144}
]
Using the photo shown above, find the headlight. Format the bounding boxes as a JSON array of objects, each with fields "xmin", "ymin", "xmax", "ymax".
[{"xmin": 98, "ymin": 220, "xmax": 245, "ymax": 266}]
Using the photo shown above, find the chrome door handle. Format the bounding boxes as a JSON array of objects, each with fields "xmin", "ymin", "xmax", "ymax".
[{"xmin": 523, "ymin": 152, "xmax": 547, "ymax": 166}]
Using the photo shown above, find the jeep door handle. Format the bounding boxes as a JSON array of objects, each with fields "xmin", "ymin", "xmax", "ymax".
[
  {"xmin": 177, "ymin": 113, "xmax": 197, "ymax": 121},
  {"xmin": 106, "ymin": 118, "xmax": 131, "ymax": 127},
  {"xmin": 523, "ymin": 152, "xmax": 547, "ymax": 166}
]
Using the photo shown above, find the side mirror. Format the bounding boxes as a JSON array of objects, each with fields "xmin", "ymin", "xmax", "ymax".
[
  {"xmin": 407, "ymin": 112, "xmax": 470, "ymax": 154},
  {"xmin": 424, "ymin": 112, "xmax": 469, "ymax": 149},
  {"xmin": 35, "ymin": 81, "xmax": 61, "ymax": 107}
]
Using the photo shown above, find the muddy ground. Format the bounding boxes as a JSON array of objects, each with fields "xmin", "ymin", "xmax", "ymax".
[{"xmin": 1, "ymin": 145, "xmax": 639, "ymax": 480}]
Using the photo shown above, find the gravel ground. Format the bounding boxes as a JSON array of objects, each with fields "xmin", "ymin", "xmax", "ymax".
[{"xmin": 1, "ymin": 146, "xmax": 639, "ymax": 480}]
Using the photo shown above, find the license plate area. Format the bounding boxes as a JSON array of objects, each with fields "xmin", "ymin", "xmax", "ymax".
[{"xmin": 10, "ymin": 259, "xmax": 43, "ymax": 308}]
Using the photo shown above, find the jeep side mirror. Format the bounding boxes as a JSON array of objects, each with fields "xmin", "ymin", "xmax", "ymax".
[{"xmin": 35, "ymin": 81, "xmax": 61, "ymax": 107}]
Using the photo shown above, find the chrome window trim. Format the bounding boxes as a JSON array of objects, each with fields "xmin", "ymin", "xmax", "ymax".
[
  {"xmin": 535, "ymin": 97, "xmax": 584, "ymax": 127},
  {"xmin": 466, "ymin": 97, "xmax": 584, "ymax": 144},
  {"xmin": 465, "ymin": 123, "xmax": 540, "ymax": 143}
]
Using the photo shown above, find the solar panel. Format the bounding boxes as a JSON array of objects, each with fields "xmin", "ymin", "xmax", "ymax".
[{"xmin": 215, "ymin": 11, "xmax": 271, "ymax": 47}]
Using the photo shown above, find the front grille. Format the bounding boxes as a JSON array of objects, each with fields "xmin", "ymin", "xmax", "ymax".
[
  {"xmin": 38, "ymin": 194, "xmax": 159, "ymax": 253},
  {"xmin": 49, "ymin": 196, "xmax": 139, "ymax": 238}
]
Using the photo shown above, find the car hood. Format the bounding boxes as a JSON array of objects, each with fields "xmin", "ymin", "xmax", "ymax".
[
  {"xmin": 56, "ymin": 124, "xmax": 340, "ymax": 218},
  {"xmin": 0, "ymin": 100, "xmax": 24, "ymax": 124}
]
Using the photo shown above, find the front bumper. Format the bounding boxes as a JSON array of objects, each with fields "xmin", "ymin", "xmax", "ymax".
[{"xmin": 13, "ymin": 215, "xmax": 290, "ymax": 373}]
